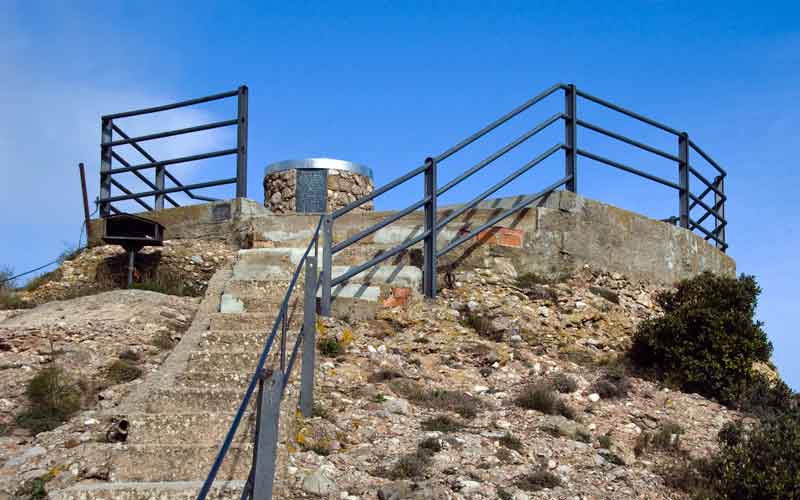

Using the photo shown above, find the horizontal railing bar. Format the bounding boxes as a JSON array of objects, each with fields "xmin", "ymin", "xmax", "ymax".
[
  {"xmin": 575, "ymin": 89, "xmax": 682, "ymax": 136},
  {"xmin": 331, "ymin": 197, "xmax": 430, "ymax": 254},
  {"xmin": 437, "ymin": 112, "xmax": 564, "ymax": 197},
  {"xmin": 106, "ymin": 119, "xmax": 238, "ymax": 147},
  {"xmin": 434, "ymin": 83, "xmax": 566, "ymax": 163},
  {"xmin": 102, "ymin": 177, "xmax": 237, "ymax": 203},
  {"xmin": 688, "ymin": 139, "xmax": 726, "ymax": 175},
  {"xmin": 688, "ymin": 166, "xmax": 726, "ymax": 201},
  {"xmin": 576, "ymin": 119, "xmax": 681, "ymax": 162},
  {"xmin": 437, "ymin": 176, "xmax": 571, "ymax": 257},
  {"xmin": 108, "ymin": 148, "xmax": 238, "ymax": 175},
  {"xmin": 576, "ymin": 149, "xmax": 681, "ymax": 190},
  {"xmin": 109, "ymin": 179, "xmax": 153, "ymax": 211},
  {"xmin": 111, "ymin": 125, "xmax": 220, "ymax": 203},
  {"xmin": 331, "ymin": 230, "xmax": 430, "ymax": 287},
  {"xmin": 103, "ymin": 89, "xmax": 239, "ymax": 120},
  {"xmin": 109, "ymin": 151, "xmax": 181, "ymax": 207},
  {"xmin": 331, "ymin": 163, "xmax": 428, "ymax": 219},
  {"xmin": 437, "ymin": 143, "xmax": 564, "ymax": 230},
  {"xmin": 688, "ymin": 192, "xmax": 724, "ymax": 222}
]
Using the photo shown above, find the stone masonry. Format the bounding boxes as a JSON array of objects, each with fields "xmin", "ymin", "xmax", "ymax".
[{"xmin": 263, "ymin": 169, "xmax": 374, "ymax": 214}]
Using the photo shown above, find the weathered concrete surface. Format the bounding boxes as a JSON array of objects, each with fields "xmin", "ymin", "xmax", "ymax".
[{"xmin": 89, "ymin": 192, "xmax": 734, "ymax": 285}]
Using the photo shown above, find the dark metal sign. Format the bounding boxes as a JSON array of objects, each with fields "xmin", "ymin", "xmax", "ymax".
[{"xmin": 295, "ymin": 169, "xmax": 327, "ymax": 213}]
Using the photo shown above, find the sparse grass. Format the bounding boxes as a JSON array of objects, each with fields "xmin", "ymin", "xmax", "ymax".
[
  {"xmin": 131, "ymin": 270, "xmax": 192, "ymax": 297},
  {"xmin": 391, "ymin": 379, "xmax": 480, "ymax": 419},
  {"xmin": 24, "ymin": 269, "xmax": 63, "ymax": 292},
  {"xmin": 461, "ymin": 311, "xmax": 502, "ymax": 342},
  {"xmin": 418, "ymin": 437, "xmax": 443, "ymax": 454},
  {"xmin": 497, "ymin": 487, "xmax": 513, "ymax": 500},
  {"xmin": 499, "ymin": 433, "xmax": 523, "ymax": 452},
  {"xmin": 598, "ymin": 433, "xmax": 613, "ymax": 449},
  {"xmin": 421, "ymin": 415, "xmax": 464, "ymax": 433},
  {"xmin": 151, "ymin": 331, "xmax": 175, "ymax": 351},
  {"xmin": 515, "ymin": 272, "xmax": 550, "ymax": 287},
  {"xmin": 106, "ymin": 359, "xmax": 143, "ymax": 384},
  {"xmin": 514, "ymin": 383, "xmax": 576, "ymax": 419},
  {"xmin": 15, "ymin": 366, "xmax": 81, "ymax": 434},
  {"xmin": 308, "ymin": 440, "xmax": 332, "ymax": 456},
  {"xmin": 318, "ymin": 336, "xmax": 344, "ymax": 357},
  {"xmin": 312, "ymin": 403, "xmax": 330, "ymax": 420},
  {"xmin": 635, "ymin": 421, "xmax": 684, "ymax": 456},
  {"xmin": 389, "ymin": 449, "xmax": 433, "ymax": 479},
  {"xmin": 372, "ymin": 393, "xmax": 387, "ymax": 403},
  {"xmin": 589, "ymin": 286, "xmax": 620, "ymax": 304},
  {"xmin": 514, "ymin": 468, "xmax": 562, "ymax": 491},
  {"xmin": 552, "ymin": 373, "xmax": 578, "ymax": 393}
]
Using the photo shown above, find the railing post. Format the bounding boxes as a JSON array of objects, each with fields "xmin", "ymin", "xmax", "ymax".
[
  {"xmin": 100, "ymin": 118, "xmax": 113, "ymax": 217},
  {"xmin": 320, "ymin": 215, "xmax": 333, "ymax": 316},
  {"xmin": 236, "ymin": 85, "xmax": 249, "ymax": 199},
  {"xmin": 299, "ymin": 257, "xmax": 317, "ymax": 417},
  {"xmin": 678, "ymin": 132, "xmax": 690, "ymax": 229},
  {"xmin": 714, "ymin": 174, "xmax": 726, "ymax": 251},
  {"xmin": 155, "ymin": 164, "xmax": 165, "ymax": 211},
  {"xmin": 78, "ymin": 163, "xmax": 92, "ymax": 243},
  {"xmin": 252, "ymin": 369, "xmax": 282, "ymax": 500},
  {"xmin": 564, "ymin": 84, "xmax": 577, "ymax": 193},
  {"xmin": 423, "ymin": 157, "xmax": 438, "ymax": 299}
]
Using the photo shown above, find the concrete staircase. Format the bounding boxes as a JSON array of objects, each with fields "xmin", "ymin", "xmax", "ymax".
[{"xmin": 52, "ymin": 232, "xmax": 423, "ymax": 499}]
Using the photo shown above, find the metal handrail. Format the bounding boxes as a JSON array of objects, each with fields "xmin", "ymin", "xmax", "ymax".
[
  {"xmin": 197, "ymin": 216, "xmax": 323, "ymax": 500},
  {"xmin": 99, "ymin": 86, "xmax": 248, "ymax": 216}
]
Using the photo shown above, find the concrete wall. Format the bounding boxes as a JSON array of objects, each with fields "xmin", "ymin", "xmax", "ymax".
[{"xmin": 89, "ymin": 191, "xmax": 734, "ymax": 285}]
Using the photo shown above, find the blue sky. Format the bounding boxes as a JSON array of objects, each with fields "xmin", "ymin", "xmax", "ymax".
[{"xmin": 2, "ymin": 1, "xmax": 799, "ymax": 387}]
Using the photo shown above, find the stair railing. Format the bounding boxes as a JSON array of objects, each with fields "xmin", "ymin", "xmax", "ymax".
[
  {"xmin": 197, "ymin": 216, "xmax": 322, "ymax": 500},
  {"xmin": 319, "ymin": 82, "xmax": 727, "ymax": 314}
]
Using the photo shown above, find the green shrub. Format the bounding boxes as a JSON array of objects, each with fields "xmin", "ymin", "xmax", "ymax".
[
  {"xmin": 418, "ymin": 437, "xmax": 443, "ymax": 453},
  {"xmin": 131, "ymin": 270, "xmax": 192, "ymax": 296},
  {"xmin": 118, "ymin": 350, "xmax": 141, "ymax": 362},
  {"xmin": 318, "ymin": 336, "xmax": 343, "ymax": 357},
  {"xmin": 389, "ymin": 449, "xmax": 432, "ymax": 479},
  {"xmin": 668, "ymin": 412, "xmax": 800, "ymax": 500},
  {"xmin": 514, "ymin": 383, "xmax": 575, "ymax": 419},
  {"xmin": 630, "ymin": 272, "xmax": 772, "ymax": 405},
  {"xmin": 106, "ymin": 360, "xmax": 143, "ymax": 384},
  {"xmin": 597, "ymin": 433, "xmax": 613, "ymax": 449},
  {"xmin": 16, "ymin": 366, "xmax": 81, "ymax": 434},
  {"xmin": 499, "ymin": 433, "xmax": 523, "ymax": 452},
  {"xmin": 635, "ymin": 421, "xmax": 684, "ymax": 456}
]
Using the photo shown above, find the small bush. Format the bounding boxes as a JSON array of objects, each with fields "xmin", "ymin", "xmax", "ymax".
[
  {"xmin": 421, "ymin": 415, "xmax": 463, "ymax": 433},
  {"xmin": 552, "ymin": 373, "xmax": 578, "ymax": 394},
  {"xmin": 591, "ymin": 364, "xmax": 630, "ymax": 399},
  {"xmin": 515, "ymin": 468, "xmax": 562, "ymax": 491},
  {"xmin": 318, "ymin": 336, "xmax": 344, "ymax": 357},
  {"xmin": 389, "ymin": 449, "xmax": 432, "ymax": 479},
  {"xmin": 131, "ymin": 270, "xmax": 192, "ymax": 297},
  {"xmin": 514, "ymin": 383, "xmax": 575, "ymax": 419},
  {"xmin": 106, "ymin": 360, "xmax": 143, "ymax": 384},
  {"xmin": 634, "ymin": 421, "xmax": 684, "ymax": 457},
  {"xmin": 499, "ymin": 433, "xmax": 523, "ymax": 452},
  {"xmin": 497, "ymin": 488, "xmax": 513, "ymax": 500},
  {"xmin": 589, "ymin": 286, "xmax": 620, "ymax": 304},
  {"xmin": 630, "ymin": 272, "xmax": 772, "ymax": 405},
  {"xmin": 368, "ymin": 369, "xmax": 403, "ymax": 383},
  {"xmin": 418, "ymin": 437, "xmax": 443, "ymax": 454},
  {"xmin": 461, "ymin": 312, "xmax": 502, "ymax": 342},
  {"xmin": 391, "ymin": 380, "xmax": 480, "ymax": 419},
  {"xmin": 597, "ymin": 433, "xmax": 613, "ymax": 449},
  {"xmin": 118, "ymin": 350, "xmax": 141, "ymax": 362},
  {"xmin": 16, "ymin": 366, "xmax": 81, "ymax": 434}
]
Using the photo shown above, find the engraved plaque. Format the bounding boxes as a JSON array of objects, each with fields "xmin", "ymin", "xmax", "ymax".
[
  {"xmin": 212, "ymin": 203, "xmax": 231, "ymax": 221},
  {"xmin": 295, "ymin": 169, "xmax": 327, "ymax": 213}
]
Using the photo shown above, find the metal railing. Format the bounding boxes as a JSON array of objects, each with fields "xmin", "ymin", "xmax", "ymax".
[
  {"xmin": 198, "ymin": 216, "xmax": 321, "ymax": 500},
  {"xmin": 319, "ymin": 82, "xmax": 727, "ymax": 313},
  {"xmin": 99, "ymin": 86, "xmax": 249, "ymax": 216},
  {"xmin": 198, "ymin": 82, "xmax": 729, "ymax": 499}
]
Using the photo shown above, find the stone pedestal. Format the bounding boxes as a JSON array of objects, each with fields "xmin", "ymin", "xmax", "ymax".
[{"xmin": 263, "ymin": 159, "xmax": 374, "ymax": 214}]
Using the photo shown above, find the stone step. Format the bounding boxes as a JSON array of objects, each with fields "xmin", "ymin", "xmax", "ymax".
[
  {"xmin": 145, "ymin": 387, "xmax": 252, "ymax": 413},
  {"xmin": 330, "ymin": 264, "xmax": 422, "ymax": 289},
  {"xmin": 124, "ymin": 412, "xmax": 254, "ymax": 445},
  {"xmin": 316, "ymin": 283, "xmax": 381, "ymax": 320},
  {"xmin": 220, "ymin": 281, "xmax": 307, "ymax": 313},
  {"xmin": 209, "ymin": 312, "xmax": 282, "ymax": 330},
  {"xmin": 187, "ymin": 346, "xmax": 299, "ymax": 374},
  {"xmin": 177, "ymin": 370, "xmax": 254, "ymax": 389},
  {"xmin": 198, "ymin": 329, "xmax": 273, "ymax": 350},
  {"xmin": 51, "ymin": 480, "xmax": 247, "ymax": 500},
  {"xmin": 74, "ymin": 443, "xmax": 253, "ymax": 482}
]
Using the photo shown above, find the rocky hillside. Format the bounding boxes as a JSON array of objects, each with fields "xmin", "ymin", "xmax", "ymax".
[{"xmin": 0, "ymin": 262, "xmax": 749, "ymax": 499}]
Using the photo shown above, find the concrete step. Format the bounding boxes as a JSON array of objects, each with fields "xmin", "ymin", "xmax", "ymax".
[
  {"xmin": 209, "ymin": 312, "xmax": 283, "ymax": 330},
  {"xmin": 124, "ymin": 412, "xmax": 254, "ymax": 445},
  {"xmin": 145, "ymin": 387, "xmax": 251, "ymax": 413},
  {"xmin": 177, "ymin": 370, "xmax": 254, "ymax": 389},
  {"xmin": 187, "ymin": 346, "xmax": 299, "ymax": 374},
  {"xmin": 75, "ymin": 443, "xmax": 253, "ymax": 482},
  {"xmin": 330, "ymin": 264, "xmax": 421, "ymax": 289},
  {"xmin": 198, "ymin": 329, "xmax": 273, "ymax": 350},
  {"xmin": 220, "ymin": 281, "xmax": 306, "ymax": 313},
  {"xmin": 51, "ymin": 480, "xmax": 246, "ymax": 500}
]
